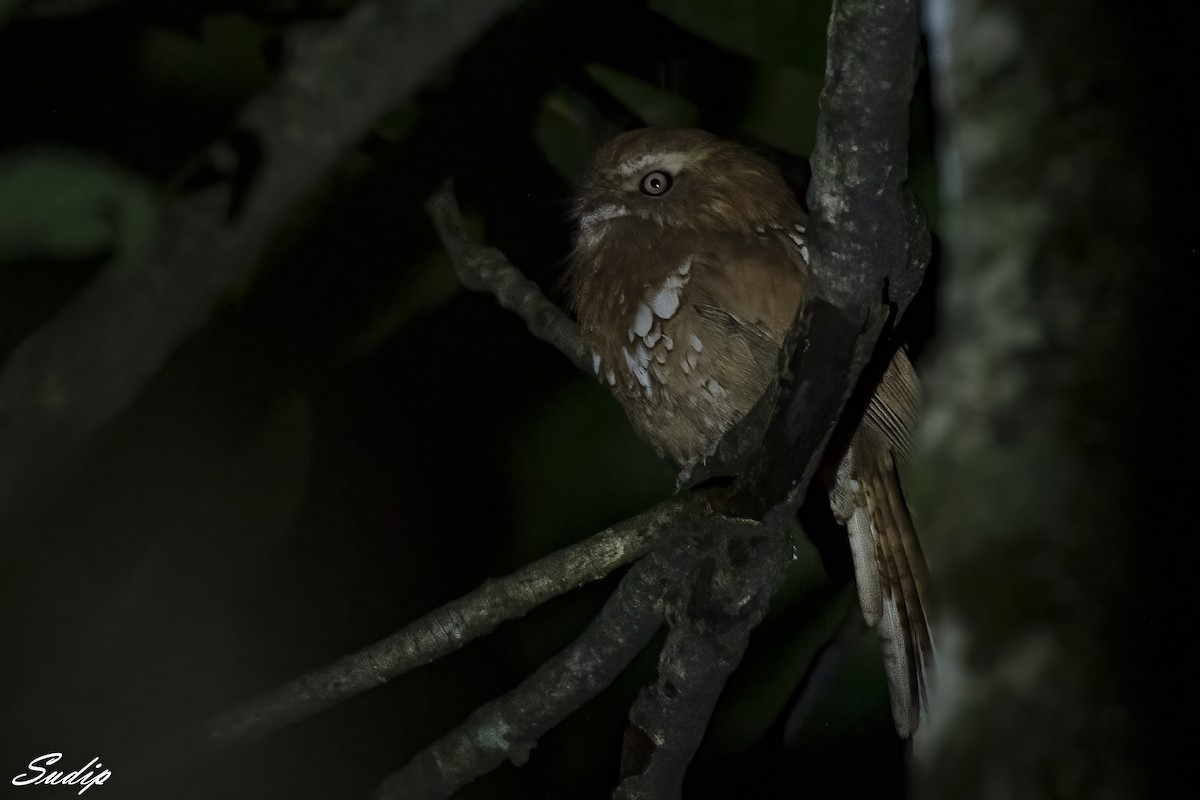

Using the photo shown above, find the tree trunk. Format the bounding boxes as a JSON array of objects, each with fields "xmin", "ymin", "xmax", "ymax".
[{"xmin": 916, "ymin": 0, "xmax": 1189, "ymax": 797}]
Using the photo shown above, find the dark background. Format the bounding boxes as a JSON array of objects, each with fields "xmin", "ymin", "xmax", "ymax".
[
  {"xmin": 0, "ymin": 1, "xmax": 925, "ymax": 798},
  {"xmin": 1, "ymin": 0, "xmax": 1191, "ymax": 798}
]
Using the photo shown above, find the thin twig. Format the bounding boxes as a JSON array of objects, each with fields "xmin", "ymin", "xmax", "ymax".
[
  {"xmin": 206, "ymin": 496, "xmax": 693, "ymax": 745},
  {"xmin": 425, "ymin": 180, "xmax": 593, "ymax": 373},
  {"xmin": 369, "ymin": 542, "xmax": 697, "ymax": 800}
]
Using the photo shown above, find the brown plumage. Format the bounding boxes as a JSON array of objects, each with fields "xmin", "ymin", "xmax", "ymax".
[
  {"xmin": 830, "ymin": 351, "xmax": 932, "ymax": 737},
  {"xmin": 567, "ymin": 128, "xmax": 933, "ymax": 736}
]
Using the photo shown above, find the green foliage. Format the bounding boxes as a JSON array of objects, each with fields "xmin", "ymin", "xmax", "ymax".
[
  {"xmin": 0, "ymin": 150, "xmax": 157, "ymax": 267},
  {"xmin": 585, "ymin": 63, "xmax": 700, "ymax": 129},
  {"xmin": 505, "ymin": 377, "xmax": 675, "ymax": 671},
  {"xmin": 650, "ymin": 0, "xmax": 832, "ymax": 72},
  {"xmin": 535, "ymin": 87, "xmax": 612, "ymax": 183},
  {"xmin": 741, "ymin": 64, "xmax": 823, "ymax": 156},
  {"xmin": 536, "ymin": 7, "xmax": 831, "ymax": 184},
  {"xmin": 535, "ymin": 66, "xmax": 701, "ymax": 183},
  {"xmin": 372, "ymin": 101, "xmax": 424, "ymax": 146},
  {"xmin": 509, "ymin": 377, "xmax": 675, "ymax": 560},
  {"xmin": 0, "ymin": 0, "xmax": 18, "ymax": 30},
  {"xmin": 344, "ymin": 229, "xmax": 463, "ymax": 359},
  {"xmin": 139, "ymin": 13, "xmax": 269, "ymax": 100}
]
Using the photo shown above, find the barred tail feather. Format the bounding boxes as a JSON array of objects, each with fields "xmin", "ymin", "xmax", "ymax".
[{"xmin": 830, "ymin": 349, "xmax": 933, "ymax": 737}]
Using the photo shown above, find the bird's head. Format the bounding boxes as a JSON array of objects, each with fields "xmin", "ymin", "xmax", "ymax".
[{"xmin": 573, "ymin": 128, "xmax": 801, "ymax": 250}]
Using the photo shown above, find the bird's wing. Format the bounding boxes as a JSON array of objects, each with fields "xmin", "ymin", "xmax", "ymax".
[
  {"xmin": 686, "ymin": 232, "xmax": 807, "ymax": 344},
  {"xmin": 674, "ymin": 241, "xmax": 802, "ymax": 424},
  {"xmin": 830, "ymin": 349, "xmax": 933, "ymax": 737}
]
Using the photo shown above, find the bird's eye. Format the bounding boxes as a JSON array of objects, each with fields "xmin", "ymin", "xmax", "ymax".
[{"xmin": 640, "ymin": 170, "xmax": 673, "ymax": 197}]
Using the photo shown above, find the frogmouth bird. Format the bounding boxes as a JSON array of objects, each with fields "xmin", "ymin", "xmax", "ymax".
[{"xmin": 566, "ymin": 128, "xmax": 932, "ymax": 737}]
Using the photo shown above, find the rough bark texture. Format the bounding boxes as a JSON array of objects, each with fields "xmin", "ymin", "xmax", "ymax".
[
  {"xmin": 614, "ymin": 516, "xmax": 791, "ymax": 800},
  {"xmin": 918, "ymin": 0, "xmax": 1164, "ymax": 796},
  {"xmin": 370, "ymin": 531, "xmax": 709, "ymax": 800},
  {"xmin": 701, "ymin": 0, "xmax": 930, "ymax": 516}
]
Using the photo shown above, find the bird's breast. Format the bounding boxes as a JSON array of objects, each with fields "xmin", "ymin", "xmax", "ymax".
[{"xmin": 572, "ymin": 228, "xmax": 805, "ymax": 467}]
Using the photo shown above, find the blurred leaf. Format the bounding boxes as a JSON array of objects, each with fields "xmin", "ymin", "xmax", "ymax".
[
  {"xmin": 537, "ymin": 65, "xmax": 698, "ymax": 184},
  {"xmin": 650, "ymin": 0, "xmax": 832, "ymax": 71},
  {"xmin": 534, "ymin": 86, "xmax": 613, "ymax": 183},
  {"xmin": 0, "ymin": 0, "xmax": 18, "ymax": 29},
  {"xmin": 506, "ymin": 377, "xmax": 674, "ymax": 671},
  {"xmin": 740, "ymin": 64, "xmax": 822, "ymax": 157},
  {"xmin": 344, "ymin": 239, "xmax": 463, "ymax": 359},
  {"xmin": 585, "ymin": 63, "xmax": 699, "ymax": 128},
  {"xmin": 140, "ymin": 13, "xmax": 269, "ymax": 100},
  {"xmin": 372, "ymin": 101, "xmax": 423, "ymax": 145},
  {"xmin": 509, "ymin": 376, "xmax": 675, "ymax": 561},
  {"xmin": 0, "ymin": 149, "xmax": 157, "ymax": 267}
]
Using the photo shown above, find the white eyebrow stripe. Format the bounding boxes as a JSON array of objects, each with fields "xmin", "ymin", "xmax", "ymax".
[
  {"xmin": 615, "ymin": 152, "xmax": 690, "ymax": 178},
  {"xmin": 579, "ymin": 203, "xmax": 629, "ymax": 230}
]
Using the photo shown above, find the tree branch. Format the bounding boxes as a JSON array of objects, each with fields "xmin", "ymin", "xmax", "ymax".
[
  {"xmin": 611, "ymin": 0, "xmax": 930, "ymax": 786},
  {"xmin": 414, "ymin": 1, "xmax": 931, "ymax": 792},
  {"xmin": 808, "ymin": 0, "xmax": 928, "ymax": 311},
  {"xmin": 369, "ymin": 540, "xmax": 699, "ymax": 800},
  {"xmin": 152, "ymin": 0, "xmax": 931, "ymax": 790},
  {"xmin": 425, "ymin": 180, "xmax": 592, "ymax": 373},
  {"xmin": 0, "ymin": 0, "xmax": 521, "ymax": 546},
  {"xmin": 714, "ymin": 0, "xmax": 930, "ymax": 514},
  {"xmin": 614, "ymin": 514, "xmax": 792, "ymax": 800},
  {"xmin": 206, "ymin": 496, "xmax": 693, "ymax": 745}
]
